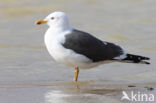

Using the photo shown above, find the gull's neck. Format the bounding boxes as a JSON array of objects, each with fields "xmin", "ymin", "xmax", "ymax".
[{"xmin": 45, "ymin": 26, "xmax": 73, "ymax": 45}]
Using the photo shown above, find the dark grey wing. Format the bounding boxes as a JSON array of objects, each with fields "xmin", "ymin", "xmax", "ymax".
[{"xmin": 62, "ymin": 29, "xmax": 124, "ymax": 62}]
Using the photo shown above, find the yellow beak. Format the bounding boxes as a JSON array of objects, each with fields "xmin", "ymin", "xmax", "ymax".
[{"xmin": 36, "ymin": 19, "xmax": 47, "ymax": 25}]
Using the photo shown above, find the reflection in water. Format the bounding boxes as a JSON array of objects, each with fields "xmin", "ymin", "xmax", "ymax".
[
  {"xmin": 0, "ymin": 80, "xmax": 155, "ymax": 103},
  {"xmin": 43, "ymin": 80, "xmax": 156, "ymax": 103},
  {"xmin": 44, "ymin": 81, "xmax": 124, "ymax": 103},
  {"xmin": 45, "ymin": 90, "xmax": 71, "ymax": 103},
  {"xmin": 44, "ymin": 90, "xmax": 121, "ymax": 103}
]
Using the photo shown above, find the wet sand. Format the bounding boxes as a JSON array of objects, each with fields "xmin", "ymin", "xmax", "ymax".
[
  {"xmin": 0, "ymin": 80, "xmax": 156, "ymax": 103},
  {"xmin": 0, "ymin": 0, "xmax": 156, "ymax": 103}
]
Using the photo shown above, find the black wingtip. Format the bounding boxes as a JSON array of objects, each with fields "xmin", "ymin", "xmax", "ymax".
[
  {"xmin": 145, "ymin": 62, "xmax": 150, "ymax": 65},
  {"xmin": 122, "ymin": 54, "xmax": 150, "ymax": 65},
  {"xmin": 144, "ymin": 57, "xmax": 150, "ymax": 60},
  {"xmin": 141, "ymin": 61, "xmax": 150, "ymax": 65}
]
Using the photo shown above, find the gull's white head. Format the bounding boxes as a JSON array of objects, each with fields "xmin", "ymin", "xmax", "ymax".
[{"xmin": 36, "ymin": 11, "xmax": 70, "ymax": 30}]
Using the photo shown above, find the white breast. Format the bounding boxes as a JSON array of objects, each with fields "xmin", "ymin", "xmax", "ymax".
[{"xmin": 44, "ymin": 28, "xmax": 99, "ymax": 69}]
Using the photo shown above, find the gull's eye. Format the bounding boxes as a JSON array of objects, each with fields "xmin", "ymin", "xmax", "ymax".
[{"xmin": 51, "ymin": 17, "xmax": 55, "ymax": 20}]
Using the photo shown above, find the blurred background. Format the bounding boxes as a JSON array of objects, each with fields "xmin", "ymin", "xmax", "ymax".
[{"xmin": 0, "ymin": 0, "xmax": 156, "ymax": 103}]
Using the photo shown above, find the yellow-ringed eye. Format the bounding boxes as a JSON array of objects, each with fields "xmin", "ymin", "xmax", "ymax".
[{"xmin": 51, "ymin": 17, "xmax": 55, "ymax": 20}]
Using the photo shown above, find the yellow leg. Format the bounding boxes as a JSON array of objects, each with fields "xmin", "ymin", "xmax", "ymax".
[{"xmin": 74, "ymin": 67, "xmax": 79, "ymax": 82}]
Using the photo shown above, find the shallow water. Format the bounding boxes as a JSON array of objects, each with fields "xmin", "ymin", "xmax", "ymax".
[{"xmin": 0, "ymin": 0, "xmax": 156, "ymax": 103}]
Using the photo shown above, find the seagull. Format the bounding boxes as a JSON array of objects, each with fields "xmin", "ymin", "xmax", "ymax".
[{"xmin": 36, "ymin": 11, "xmax": 150, "ymax": 82}]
